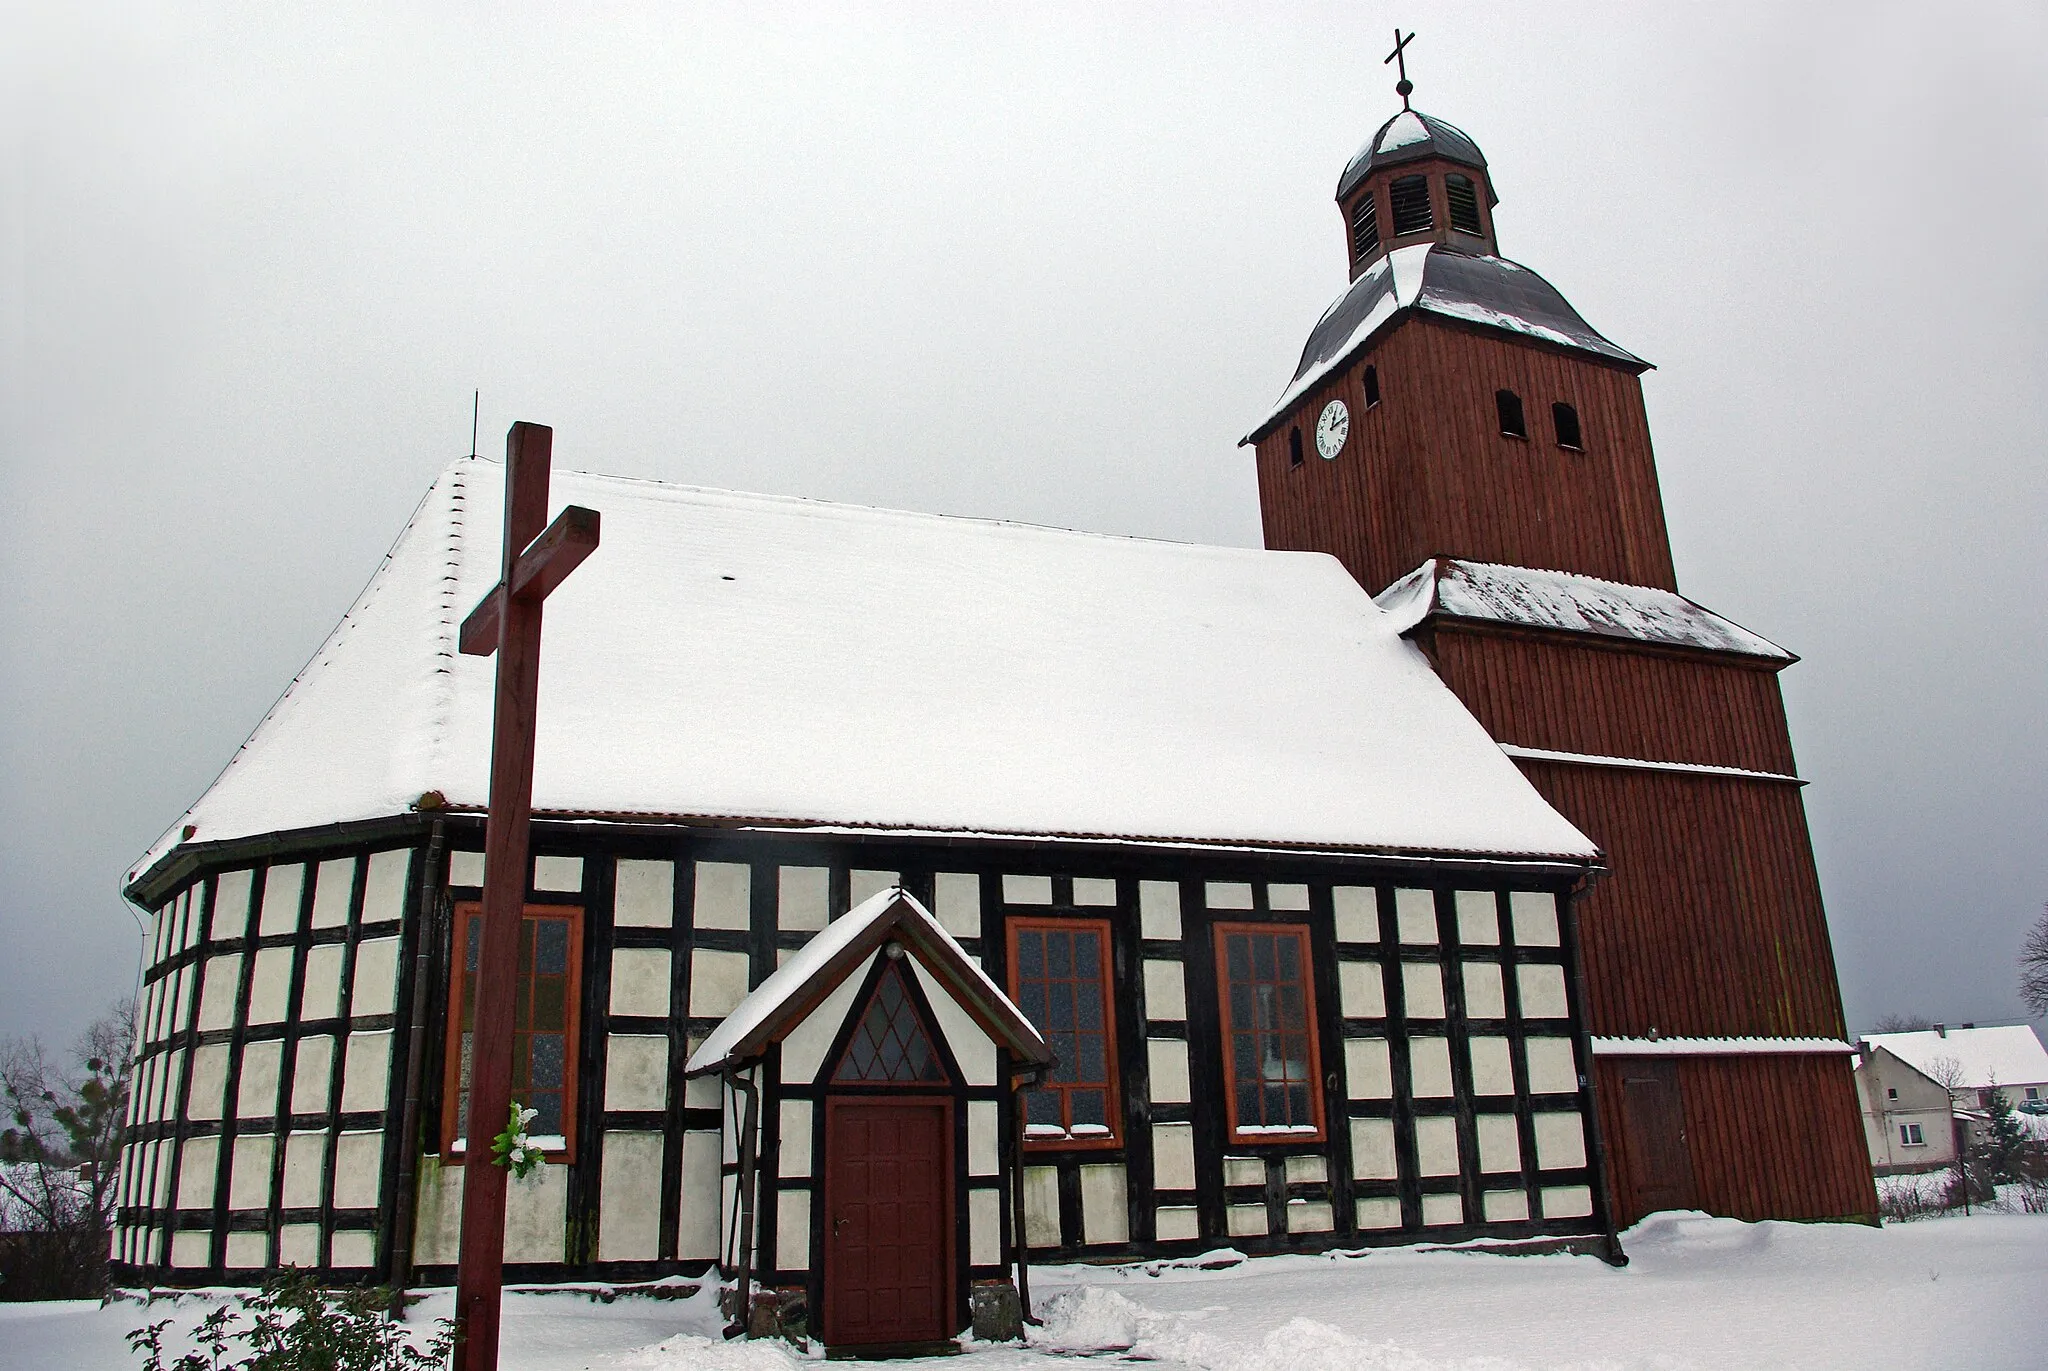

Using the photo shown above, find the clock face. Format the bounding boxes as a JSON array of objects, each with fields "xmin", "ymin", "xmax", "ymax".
[{"xmin": 1316, "ymin": 399, "xmax": 1350, "ymax": 459}]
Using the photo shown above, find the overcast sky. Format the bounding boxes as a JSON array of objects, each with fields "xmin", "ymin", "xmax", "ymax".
[{"xmin": 4, "ymin": 3, "xmax": 2043, "ymax": 1050}]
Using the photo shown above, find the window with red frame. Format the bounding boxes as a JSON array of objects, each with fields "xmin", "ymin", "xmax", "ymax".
[
  {"xmin": 443, "ymin": 902, "xmax": 583, "ymax": 1160},
  {"xmin": 1213, "ymin": 923, "xmax": 1325, "ymax": 1142},
  {"xmin": 1008, "ymin": 918, "xmax": 1119, "ymax": 1146}
]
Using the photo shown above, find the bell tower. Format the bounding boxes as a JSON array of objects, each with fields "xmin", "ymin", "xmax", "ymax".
[{"xmin": 1244, "ymin": 42, "xmax": 1877, "ymax": 1232}]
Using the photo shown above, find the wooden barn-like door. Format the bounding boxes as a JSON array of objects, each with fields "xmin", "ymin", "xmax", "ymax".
[{"xmin": 1619, "ymin": 1060, "xmax": 1697, "ymax": 1217}]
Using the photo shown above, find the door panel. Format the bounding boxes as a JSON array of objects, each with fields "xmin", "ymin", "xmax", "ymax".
[
  {"xmin": 823, "ymin": 1098, "xmax": 951, "ymax": 1347},
  {"xmin": 1620, "ymin": 1060, "xmax": 1697, "ymax": 1215}
]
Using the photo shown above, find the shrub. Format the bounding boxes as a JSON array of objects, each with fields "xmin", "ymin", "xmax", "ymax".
[{"xmin": 127, "ymin": 1269, "xmax": 454, "ymax": 1371}]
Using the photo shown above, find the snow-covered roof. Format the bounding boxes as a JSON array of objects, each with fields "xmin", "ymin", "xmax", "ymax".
[
  {"xmin": 1593, "ymin": 1036, "xmax": 1853, "ymax": 1057},
  {"xmin": 1861, "ymin": 1026, "xmax": 2048, "ymax": 1090},
  {"xmin": 684, "ymin": 887, "xmax": 1050, "ymax": 1077},
  {"xmin": 1375, "ymin": 559, "xmax": 1794, "ymax": 663},
  {"xmin": 1336, "ymin": 108, "xmax": 1489, "ymax": 201},
  {"xmin": 131, "ymin": 458, "xmax": 1598, "ymax": 887},
  {"xmin": 1246, "ymin": 246, "xmax": 1646, "ymax": 440}
]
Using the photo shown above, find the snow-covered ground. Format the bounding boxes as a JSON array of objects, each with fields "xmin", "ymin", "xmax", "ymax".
[{"xmin": 5, "ymin": 1211, "xmax": 2044, "ymax": 1371}]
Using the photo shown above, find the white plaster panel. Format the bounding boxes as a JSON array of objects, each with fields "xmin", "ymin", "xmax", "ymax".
[
  {"xmin": 772, "ymin": 865, "xmax": 825, "ymax": 931},
  {"xmin": 1152, "ymin": 1122, "xmax": 1196, "ymax": 1191},
  {"xmin": 534, "ymin": 855, "xmax": 582, "ymax": 892},
  {"xmin": 1226, "ymin": 1204, "xmax": 1267, "ymax": 1236},
  {"xmin": 340, "ymin": 1032, "xmax": 391, "ymax": 1113},
  {"xmin": 330, "ymin": 1230, "xmax": 376, "ymax": 1268},
  {"xmin": 1080, "ymin": 1165, "xmax": 1129, "ymax": 1245},
  {"xmin": 173, "ymin": 967, "xmax": 194, "ymax": 1034},
  {"xmin": 685, "ymin": 1041, "xmax": 722, "ymax": 1106},
  {"xmin": 1344, "ymin": 1038, "xmax": 1393, "ymax": 1099},
  {"xmin": 1339, "ymin": 962, "xmax": 1385, "ymax": 1017},
  {"xmin": 604, "ymin": 1034, "xmax": 669, "ymax": 1112},
  {"xmin": 504, "ymin": 1163, "xmax": 569, "ymax": 1262},
  {"xmin": 1155, "ymin": 1206, "xmax": 1200, "ymax": 1241},
  {"xmin": 170, "ymin": 1230, "xmax": 210, "ymax": 1268},
  {"xmin": 1333, "ymin": 886, "xmax": 1379, "ymax": 943},
  {"xmin": 1147, "ymin": 1039, "xmax": 1191, "ymax": 1103},
  {"xmin": 1350, "ymin": 1117, "xmax": 1398, "ymax": 1179},
  {"xmin": 1022, "ymin": 1166, "xmax": 1061, "ymax": 1246},
  {"xmin": 1534, "ymin": 1113, "xmax": 1588, "ymax": 1171},
  {"xmin": 1517, "ymin": 964, "xmax": 1570, "ymax": 1019},
  {"xmin": 1402, "ymin": 961, "xmax": 1446, "ymax": 1019},
  {"xmin": 849, "ymin": 869, "xmax": 898, "ymax": 908},
  {"xmin": 177, "ymin": 1136, "xmax": 219, "ymax": 1210},
  {"xmin": 1525, "ymin": 1037, "xmax": 1580, "ymax": 1095},
  {"xmin": 614, "ymin": 860, "xmax": 675, "ymax": 927},
  {"xmin": 283, "ymin": 1132, "xmax": 326, "ymax": 1209},
  {"xmin": 774, "ymin": 1099, "xmax": 812, "ymax": 1178},
  {"xmin": 311, "ymin": 858, "xmax": 355, "ymax": 929},
  {"xmin": 198, "ymin": 954, "xmax": 243, "ymax": 1032},
  {"xmin": 599, "ymin": 1132, "xmax": 665, "ymax": 1261},
  {"xmin": 449, "ymin": 850, "xmax": 485, "ymax": 887},
  {"xmin": 1463, "ymin": 962, "xmax": 1507, "ymax": 1020},
  {"xmin": 1357, "ymin": 1196, "xmax": 1402, "ymax": 1229},
  {"xmin": 1286, "ymin": 1199, "xmax": 1334, "ymax": 1233},
  {"xmin": 970, "ymin": 1188, "xmax": 1002, "ymax": 1265},
  {"xmin": 689, "ymin": 948, "xmax": 752, "ymax": 1017},
  {"xmin": 1483, "ymin": 1189, "xmax": 1530, "ymax": 1222},
  {"xmin": 775, "ymin": 1187, "xmax": 811, "ymax": 1270},
  {"xmin": 1409, "ymin": 1037, "xmax": 1453, "ymax": 1097},
  {"xmin": 213, "ymin": 868, "xmax": 255, "ymax": 940},
  {"xmin": 1415, "ymin": 1117, "xmax": 1460, "ymax": 1176},
  {"xmin": 188, "ymin": 1043, "xmax": 229, "ymax": 1120},
  {"xmin": 245, "ymin": 947, "xmax": 294, "ymax": 1025},
  {"xmin": 236, "ymin": 1040, "xmax": 283, "ymax": 1120},
  {"xmin": 332, "ymin": 1131, "xmax": 383, "ymax": 1209},
  {"xmin": 1222, "ymin": 1155, "xmax": 1263, "ymax": 1187},
  {"xmin": 1139, "ymin": 882, "xmax": 1181, "ymax": 938},
  {"xmin": 280, "ymin": 1223, "xmax": 321, "ymax": 1267},
  {"xmin": 912, "ymin": 960, "xmax": 997, "ymax": 1085},
  {"xmin": 1205, "ymin": 882, "xmax": 1253, "ymax": 910},
  {"xmin": 159, "ymin": 1050, "xmax": 184, "ymax": 1123},
  {"xmin": 611, "ymin": 948, "xmax": 673, "ymax": 1018},
  {"xmin": 1455, "ymin": 891, "xmax": 1500, "ymax": 945},
  {"xmin": 968, "ymin": 1100, "xmax": 999, "ymax": 1177},
  {"xmin": 1073, "ymin": 878, "xmax": 1117, "ymax": 907},
  {"xmin": 777, "ymin": 953, "xmax": 874, "ymax": 1083},
  {"xmin": 362, "ymin": 848, "xmax": 410, "ymax": 923},
  {"xmin": 1284, "ymin": 1154, "xmax": 1328, "ymax": 1184},
  {"xmin": 410, "ymin": 1160, "xmax": 463, "ymax": 1265},
  {"xmin": 291, "ymin": 1037, "xmax": 334, "ymax": 1115},
  {"xmin": 1541, "ymin": 1185, "xmax": 1593, "ymax": 1219},
  {"xmin": 1003, "ymin": 875, "xmax": 1052, "ymax": 905},
  {"xmin": 678, "ymin": 1131, "xmax": 722, "ymax": 1260},
  {"xmin": 1143, "ymin": 960, "xmax": 1186, "ymax": 1020},
  {"xmin": 1469, "ymin": 1036, "xmax": 1515, "ymax": 1096},
  {"xmin": 259, "ymin": 864, "xmax": 305, "ymax": 935},
  {"xmin": 1476, "ymin": 1114, "xmax": 1522, "ymax": 1174},
  {"xmin": 229, "ymin": 1135, "xmax": 274, "ymax": 1209},
  {"xmin": 226, "ymin": 1230, "xmax": 268, "ymax": 1269},
  {"xmin": 1394, "ymin": 889, "xmax": 1439, "ymax": 944},
  {"xmin": 351, "ymin": 937, "xmax": 401, "ymax": 1017},
  {"xmin": 1422, "ymin": 1192, "xmax": 1464, "ymax": 1226},
  {"xmin": 301, "ymin": 943, "xmax": 344, "ymax": 1021},
  {"xmin": 933, "ymin": 873, "xmax": 981, "ymax": 935},
  {"xmin": 1511, "ymin": 891, "xmax": 1561, "ymax": 947},
  {"xmin": 1268, "ymin": 883, "xmax": 1311, "ymax": 912}
]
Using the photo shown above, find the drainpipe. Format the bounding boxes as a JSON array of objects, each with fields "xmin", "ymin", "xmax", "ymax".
[
  {"xmin": 387, "ymin": 819, "xmax": 446, "ymax": 1311},
  {"xmin": 1010, "ymin": 1063, "xmax": 1051, "ymax": 1326},
  {"xmin": 723, "ymin": 1066, "xmax": 762, "ymax": 1339}
]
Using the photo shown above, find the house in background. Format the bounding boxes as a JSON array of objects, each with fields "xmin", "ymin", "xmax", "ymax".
[
  {"xmin": 1854, "ymin": 1025, "xmax": 2048, "ymax": 1177},
  {"xmin": 1851, "ymin": 1045, "xmax": 1958, "ymax": 1175},
  {"xmin": 1860, "ymin": 1025, "xmax": 2048, "ymax": 1114}
]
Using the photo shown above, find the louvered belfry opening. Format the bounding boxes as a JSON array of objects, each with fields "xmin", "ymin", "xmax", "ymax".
[
  {"xmin": 1350, "ymin": 193, "xmax": 1380, "ymax": 261},
  {"xmin": 1390, "ymin": 174, "xmax": 1433, "ymax": 236},
  {"xmin": 834, "ymin": 957, "xmax": 950, "ymax": 1084},
  {"xmin": 1446, "ymin": 174, "xmax": 1483, "ymax": 235}
]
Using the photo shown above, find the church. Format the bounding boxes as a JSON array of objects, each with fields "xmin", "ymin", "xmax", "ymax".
[{"xmin": 111, "ymin": 74, "xmax": 1874, "ymax": 1352}]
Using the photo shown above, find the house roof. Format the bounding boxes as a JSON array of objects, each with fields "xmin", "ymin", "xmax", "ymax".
[
  {"xmin": 1336, "ymin": 109, "xmax": 1490, "ymax": 201},
  {"xmin": 1861, "ymin": 1025, "xmax": 2048, "ymax": 1090},
  {"xmin": 1375, "ymin": 558, "xmax": 1794, "ymax": 663},
  {"xmin": 685, "ymin": 887, "xmax": 1051, "ymax": 1077},
  {"xmin": 130, "ymin": 456, "xmax": 1599, "ymax": 890}
]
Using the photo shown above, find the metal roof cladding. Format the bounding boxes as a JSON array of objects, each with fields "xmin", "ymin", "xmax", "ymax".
[{"xmin": 1337, "ymin": 108, "xmax": 1490, "ymax": 201}]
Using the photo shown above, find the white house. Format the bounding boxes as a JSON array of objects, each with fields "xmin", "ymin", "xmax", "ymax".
[
  {"xmin": 1850, "ymin": 1046, "xmax": 1957, "ymax": 1175},
  {"xmin": 1860, "ymin": 1025, "xmax": 2048, "ymax": 1113}
]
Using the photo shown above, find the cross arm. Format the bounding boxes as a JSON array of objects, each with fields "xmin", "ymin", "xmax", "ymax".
[{"xmin": 458, "ymin": 505, "xmax": 603, "ymax": 657}]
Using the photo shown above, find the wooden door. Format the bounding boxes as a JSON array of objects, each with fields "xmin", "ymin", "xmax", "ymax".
[
  {"xmin": 822, "ymin": 1098, "xmax": 952, "ymax": 1349},
  {"xmin": 1620, "ymin": 1060, "xmax": 1697, "ymax": 1216}
]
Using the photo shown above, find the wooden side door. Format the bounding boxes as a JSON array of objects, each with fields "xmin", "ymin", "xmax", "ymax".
[
  {"xmin": 822, "ymin": 1097, "xmax": 952, "ymax": 1349},
  {"xmin": 1620, "ymin": 1060, "xmax": 1698, "ymax": 1215}
]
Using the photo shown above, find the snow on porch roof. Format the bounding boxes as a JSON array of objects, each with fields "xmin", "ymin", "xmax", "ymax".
[
  {"xmin": 685, "ymin": 887, "xmax": 1052, "ymax": 1077},
  {"xmin": 132, "ymin": 455, "xmax": 1599, "ymax": 885}
]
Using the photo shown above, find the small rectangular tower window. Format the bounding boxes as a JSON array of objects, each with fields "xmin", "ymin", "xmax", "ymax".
[
  {"xmin": 1363, "ymin": 365, "xmax": 1380, "ymax": 408},
  {"xmin": 1288, "ymin": 427, "xmax": 1304, "ymax": 468},
  {"xmin": 1350, "ymin": 194, "xmax": 1380, "ymax": 260},
  {"xmin": 1390, "ymin": 175, "xmax": 1433, "ymax": 236},
  {"xmin": 1496, "ymin": 389, "xmax": 1527, "ymax": 439},
  {"xmin": 1446, "ymin": 174, "xmax": 1483, "ymax": 235},
  {"xmin": 1552, "ymin": 401, "xmax": 1582, "ymax": 450}
]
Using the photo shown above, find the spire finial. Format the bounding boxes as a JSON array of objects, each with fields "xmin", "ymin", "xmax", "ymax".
[{"xmin": 1385, "ymin": 28, "xmax": 1416, "ymax": 110}]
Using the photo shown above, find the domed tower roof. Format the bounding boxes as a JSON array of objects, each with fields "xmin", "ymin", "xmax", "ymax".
[{"xmin": 1337, "ymin": 109, "xmax": 1490, "ymax": 202}]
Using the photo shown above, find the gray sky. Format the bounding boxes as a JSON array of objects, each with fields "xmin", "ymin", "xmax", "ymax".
[{"xmin": 4, "ymin": 3, "xmax": 2044, "ymax": 1049}]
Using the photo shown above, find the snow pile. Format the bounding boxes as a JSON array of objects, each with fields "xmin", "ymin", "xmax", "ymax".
[
  {"xmin": 612, "ymin": 1334, "xmax": 802, "ymax": 1371},
  {"xmin": 1034, "ymin": 1286, "xmax": 1470, "ymax": 1371}
]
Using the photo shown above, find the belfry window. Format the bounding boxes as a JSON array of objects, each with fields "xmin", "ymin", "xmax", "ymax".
[
  {"xmin": 1497, "ymin": 389, "xmax": 1527, "ymax": 439},
  {"xmin": 1446, "ymin": 174, "xmax": 1483, "ymax": 235},
  {"xmin": 1363, "ymin": 365, "xmax": 1381, "ymax": 408},
  {"xmin": 444, "ymin": 902, "xmax": 584, "ymax": 1159},
  {"xmin": 1552, "ymin": 401, "xmax": 1582, "ymax": 450},
  {"xmin": 1350, "ymin": 194, "xmax": 1380, "ymax": 260},
  {"xmin": 1390, "ymin": 175, "xmax": 1433, "ymax": 236},
  {"xmin": 1288, "ymin": 426, "xmax": 1304, "ymax": 468}
]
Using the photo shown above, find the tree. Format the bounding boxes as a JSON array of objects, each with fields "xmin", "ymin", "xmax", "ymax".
[
  {"xmin": 0, "ymin": 1000, "xmax": 134, "ymax": 1299},
  {"xmin": 1976, "ymin": 1075, "xmax": 2028, "ymax": 1183},
  {"xmin": 2021, "ymin": 903, "xmax": 2048, "ymax": 1020},
  {"xmin": 1871, "ymin": 1013, "xmax": 1935, "ymax": 1032}
]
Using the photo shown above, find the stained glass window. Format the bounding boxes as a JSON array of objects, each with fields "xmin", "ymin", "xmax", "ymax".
[
  {"xmin": 444, "ymin": 903, "xmax": 582, "ymax": 1157},
  {"xmin": 1008, "ymin": 919, "xmax": 1118, "ymax": 1146},
  {"xmin": 834, "ymin": 960, "xmax": 948, "ymax": 1084},
  {"xmin": 1215, "ymin": 923, "xmax": 1324, "ymax": 1141}
]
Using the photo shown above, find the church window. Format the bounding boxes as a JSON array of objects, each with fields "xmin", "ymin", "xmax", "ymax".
[
  {"xmin": 1552, "ymin": 402, "xmax": 1582, "ymax": 450},
  {"xmin": 1446, "ymin": 174, "xmax": 1483, "ymax": 235},
  {"xmin": 1288, "ymin": 427, "xmax": 1304, "ymax": 468},
  {"xmin": 833, "ymin": 959, "xmax": 948, "ymax": 1084},
  {"xmin": 1363, "ymin": 365, "xmax": 1381, "ymax": 409},
  {"xmin": 443, "ymin": 903, "xmax": 584, "ymax": 1159},
  {"xmin": 1214, "ymin": 923, "xmax": 1325, "ymax": 1142},
  {"xmin": 1010, "ymin": 918, "xmax": 1120, "ymax": 1147},
  {"xmin": 1390, "ymin": 175, "xmax": 1433, "ymax": 236},
  {"xmin": 1350, "ymin": 193, "xmax": 1380, "ymax": 259},
  {"xmin": 1496, "ymin": 389, "xmax": 1527, "ymax": 440}
]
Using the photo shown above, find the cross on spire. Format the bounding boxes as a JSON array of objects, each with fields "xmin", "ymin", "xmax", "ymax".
[{"xmin": 1385, "ymin": 27, "xmax": 1417, "ymax": 109}]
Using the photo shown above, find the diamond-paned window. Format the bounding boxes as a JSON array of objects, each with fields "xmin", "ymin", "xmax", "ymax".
[{"xmin": 834, "ymin": 959, "xmax": 949, "ymax": 1084}]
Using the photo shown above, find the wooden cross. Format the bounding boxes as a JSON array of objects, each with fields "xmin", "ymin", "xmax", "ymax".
[
  {"xmin": 452, "ymin": 422, "xmax": 600, "ymax": 1371},
  {"xmin": 1384, "ymin": 27, "xmax": 1417, "ymax": 109}
]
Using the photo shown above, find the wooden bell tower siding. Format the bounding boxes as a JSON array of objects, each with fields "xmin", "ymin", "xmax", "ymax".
[{"xmin": 1245, "ymin": 104, "xmax": 1877, "ymax": 1228}]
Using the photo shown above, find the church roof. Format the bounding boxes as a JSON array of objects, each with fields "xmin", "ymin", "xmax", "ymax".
[
  {"xmin": 1249, "ymin": 244, "xmax": 1648, "ymax": 442},
  {"xmin": 131, "ymin": 458, "xmax": 1598, "ymax": 888},
  {"xmin": 1336, "ymin": 109, "xmax": 1489, "ymax": 201}
]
